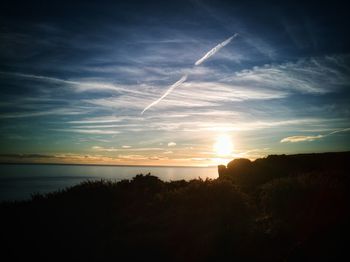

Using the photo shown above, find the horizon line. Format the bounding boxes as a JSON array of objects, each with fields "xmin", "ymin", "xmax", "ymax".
[
  {"xmin": 1, "ymin": 151, "xmax": 349, "ymax": 168},
  {"xmin": 0, "ymin": 162, "xmax": 218, "ymax": 168}
]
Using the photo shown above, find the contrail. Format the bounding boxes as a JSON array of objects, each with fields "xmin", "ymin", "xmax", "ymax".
[
  {"xmin": 141, "ymin": 33, "xmax": 238, "ymax": 114},
  {"xmin": 194, "ymin": 33, "xmax": 238, "ymax": 66},
  {"xmin": 328, "ymin": 127, "xmax": 350, "ymax": 135},
  {"xmin": 141, "ymin": 74, "xmax": 188, "ymax": 114}
]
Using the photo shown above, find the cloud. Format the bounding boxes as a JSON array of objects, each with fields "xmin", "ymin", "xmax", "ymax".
[
  {"xmin": 87, "ymin": 79, "xmax": 287, "ymax": 115},
  {"xmin": 0, "ymin": 71, "xmax": 76, "ymax": 85},
  {"xmin": 92, "ymin": 146, "xmax": 119, "ymax": 152},
  {"xmin": 194, "ymin": 34, "xmax": 238, "ymax": 66},
  {"xmin": 0, "ymin": 71, "xmax": 145, "ymax": 95},
  {"xmin": 92, "ymin": 146, "xmax": 163, "ymax": 151},
  {"xmin": 67, "ymin": 116, "xmax": 136, "ymax": 124},
  {"xmin": 173, "ymin": 81, "xmax": 288, "ymax": 101},
  {"xmin": 117, "ymin": 154, "xmax": 148, "ymax": 160},
  {"xmin": 241, "ymin": 34, "xmax": 277, "ymax": 60},
  {"xmin": 0, "ymin": 153, "xmax": 123, "ymax": 164},
  {"xmin": 3, "ymin": 55, "xmax": 347, "ymax": 123},
  {"xmin": 53, "ymin": 129, "xmax": 120, "ymax": 135},
  {"xmin": 168, "ymin": 142, "xmax": 176, "ymax": 147},
  {"xmin": 0, "ymin": 108, "xmax": 88, "ymax": 119},
  {"xmin": 0, "ymin": 153, "xmax": 54, "ymax": 159},
  {"xmin": 280, "ymin": 127, "xmax": 350, "ymax": 143},
  {"xmin": 229, "ymin": 55, "xmax": 350, "ymax": 94},
  {"xmin": 163, "ymin": 151, "xmax": 173, "ymax": 154},
  {"xmin": 139, "ymin": 54, "xmax": 349, "ymax": 114},
  {"xmin": 193, "ymin": 118, "xmax": 326, "ymax": 132},
  {"xmin": 280, "ymin": 135, "xmax": 324, "ymax": 143}
]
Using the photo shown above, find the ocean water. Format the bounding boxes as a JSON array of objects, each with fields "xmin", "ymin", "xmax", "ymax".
[{"xmin": 0, "ymin": 164, "xmax": 218, "ymax": 201}]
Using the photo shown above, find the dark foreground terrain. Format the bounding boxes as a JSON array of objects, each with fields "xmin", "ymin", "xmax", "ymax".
[{"xmin": 1, "ymin": 152, "xmax": 350, "ymax": 261}]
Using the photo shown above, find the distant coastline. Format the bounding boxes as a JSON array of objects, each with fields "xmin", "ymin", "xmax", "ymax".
[
  {"xmin": 0, "ymin": 162, "xmax": 216, "ymax": 168},
  {"xmin": 2, "ymin": 150, "xmax": 350, "ymax": 168}
]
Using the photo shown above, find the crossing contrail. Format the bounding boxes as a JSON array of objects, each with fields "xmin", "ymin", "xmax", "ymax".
[{"xmin": 141, "ymin": 34, "xmax": 238, "ymax": 114}]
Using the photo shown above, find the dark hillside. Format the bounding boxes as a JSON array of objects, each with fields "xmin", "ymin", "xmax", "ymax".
[
  {"xmin": 218, "ymin": 152, "xmax": 350, "ymax": 188},
  {"xmin": 1, "ymin": 152, "xmax": 350, "ymax": 261}
]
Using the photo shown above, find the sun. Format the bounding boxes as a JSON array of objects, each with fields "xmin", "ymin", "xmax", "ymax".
[{"xmin": 213, "ymin": 134, "xmax": 233, "ymax": 156}]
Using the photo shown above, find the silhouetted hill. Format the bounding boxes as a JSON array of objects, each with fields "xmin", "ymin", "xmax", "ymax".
[
  {"xmin": 1, "ymin": 152, "xmax": 350, "ymax": 261},
  {"xmin": 218, "ymin": 151, "xmax": 350, "ymax": 188}
]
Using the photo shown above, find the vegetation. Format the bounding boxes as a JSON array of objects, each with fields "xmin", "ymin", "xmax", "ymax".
[{"xmin": 1, "ymin": 152, "xmax": 350, "ymax": 261}]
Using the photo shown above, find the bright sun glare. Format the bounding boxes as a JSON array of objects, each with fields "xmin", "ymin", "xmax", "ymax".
[{"xmin": 213, "ymin": 134, "xmax": 233, "ymax": 156}]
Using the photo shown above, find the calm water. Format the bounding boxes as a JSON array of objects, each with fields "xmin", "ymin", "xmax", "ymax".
[{"xmin": 0, "ymin": 164, "xmax": 218, "ymax": 201}]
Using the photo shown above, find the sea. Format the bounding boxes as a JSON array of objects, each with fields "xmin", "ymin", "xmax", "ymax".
[{"xmin": 0, "ymin": 164, "xmax": 218, "ymax": 201}]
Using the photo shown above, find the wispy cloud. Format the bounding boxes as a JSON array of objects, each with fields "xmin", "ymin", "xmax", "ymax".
[
  {"xmin": 229, "ymin": 55, "xmax": 350, "ymax": 94},
  {"xmin": 280, "ymin": 127, "xmax": 350, "ymax": 143},
  {"xmin": 0, "ymin": 71, "xmax": 76, "ymax": 85},
  {"xmin": 3, "ymin": 55, "xmax": 348, "ymax": 122},
  {"xmin": 67, "ymin": 116, "xmax": 130, "ymax": 124},
  {"xmin": 0, "ymin": 71, "xmax": 145, "ymax": 95},
  {"xmin": 0, "ymin": 153, "xmax": 123, "ymax": 164},
  {"xmin": 0, "ymin": 108, "xmax": 88, "ymax": 118},
  {"xmin": 140, "ymin": 54, "xmax": 349, "ymax": 114},
  {"xmin": 92, "ymin": 146, "xmax": 119, "ymax": 152},
  {"xmin": 280, "ymin": 135, "xmax": 324, "ymax": 143},
  {"xmin": 191, "ymin": 118, "xmax": 326, "ymax": 132},
  {"xmin": 241, "ymin": 34, "xmax": 277, "ymax": 60},
  {"xmin": 53, "ymin": 129, "xmax": 120, "ymax": 135},
  {"xmin": 92, "ymin": 146, "xmax": 163, "ymax": 152},
  {"xmin": 168, "ymin": 142, "xmax": 176, "ymax": 147}
]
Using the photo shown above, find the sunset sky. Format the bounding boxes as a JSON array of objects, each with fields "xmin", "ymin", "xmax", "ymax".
[{"xmin": 0, "ymin": 0, "xmax": 349, "ymax": 166}]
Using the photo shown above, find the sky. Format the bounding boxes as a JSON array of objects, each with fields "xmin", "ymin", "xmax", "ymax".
[{"xmin": 0, "ymin": 0, "xmax": 350, "ymax": 166}]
